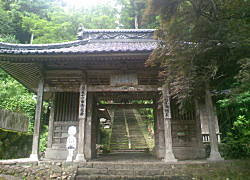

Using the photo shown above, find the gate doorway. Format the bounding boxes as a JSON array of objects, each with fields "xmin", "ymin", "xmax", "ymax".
[
  {"xmin": 110, "ymin": 108, "xmax": 153, "ymax": 152},
  {"xmin": 96, "ymin": 92, "xmax": 156, "ymax": 159}
]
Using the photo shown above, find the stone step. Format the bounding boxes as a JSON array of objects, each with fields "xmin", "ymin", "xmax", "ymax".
[
  {"xmin": 111, "ymin": 146, "xmax": 129, "ymax": 149},
  {"xmin": 82, "ymin": 162, "xmax": 177, "ymax": 170},
  {"xmin": 110, "ymin": 144, "xmax": 129, "ymax": 146},
  {"xmin": 110, "ymin": 145, "xmax": 129, "ymax": 147},
  {"xmin": 77, "ymin": 168, "xmax": 108, "ymax": 175},
  {"xmin": 77, "ymin": 167, "xmax": 188, "ymax": 176},
  {"xmin": 76, "ymin": 175, "xmax": 192, "ymax": 180},
  {"xmin": 110, "ymin": 143, "xmax": 129, "ymax": 145},
  {"xmin": 111, "ymin": 149, "xmax": 145, "ymax": 152},
  {"xmin": 111, "ymin": 138, "xmax": 128, "ymax": 140},
  {"xmin": 111, "ymin": 148, "xmax": 146, "ymax": 151},
  {"xmin": 110, "ymin": 141, "xmax": 129, "ymax": 143},
  {"xmin": 110, "ymin": 146, "xmax": 130, "ymax": 148},
  {"xmin": 111, "ymin": 144, "xmax": 146, "ymax": 146},
  {"xmin": 110, "ymin": 140, "xmax": 128, "ymax": 142}
]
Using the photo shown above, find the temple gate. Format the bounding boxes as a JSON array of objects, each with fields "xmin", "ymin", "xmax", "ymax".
[{"xmin": 0, "ymin": 29, "xmax": 222, "ymax": 161}]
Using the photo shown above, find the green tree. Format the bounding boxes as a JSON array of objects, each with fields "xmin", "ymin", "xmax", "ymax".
[
  {"xmin": 0, "ymin": 69, "xmax": 36, "ymax": 128},
  {"xmin": 0, "ymin": 1, "xmax": 15, "ymax": 35},
  {"xmin": 147, "ymin": 0, "xmax": 249, "ymax": 103},
  {"xmin": 0, "ymin": 34, "xmax": 19, "ymax": 43},
  {"xmin": 20, "ymin": 3, "xmax": 119, "ymax": 43},
  {"xmin": 116, "ymin": 0, "xmax": 159, "ymax": 29},
  {"xmin": 147, "ymin": 0, "xmax": 250, "ymax": 158}
]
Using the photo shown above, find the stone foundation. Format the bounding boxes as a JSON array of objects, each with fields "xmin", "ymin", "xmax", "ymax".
[
  {"xmin": 173, "ymin": 147, "xmax": 206, "ymax": 160},
  {"xmin": 45, "ymin": 148, "xmax": 69, "ymax": 160},
  {"xmin": 0, "ymin": 161, "xmax": 77, "ymax": 179},
  {"xmin": 0, "ymin": 158, "xmax": 249, "ymax": 179}
]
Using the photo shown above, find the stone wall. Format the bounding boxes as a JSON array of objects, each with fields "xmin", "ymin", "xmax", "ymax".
[
  {"xmin": 0, "ymin": 129, "xmax": 32, "ymax": 159},
  {"xmin": 0, "ymin": 160, "xmax": 249, "ymax": 180},
  {"xmin": 0, "ymin": 161, "xmax": 77, "ymax": 180},
  {"xmin": 0, "ymin": 109, "xmax": 29, "ymax": 132}
]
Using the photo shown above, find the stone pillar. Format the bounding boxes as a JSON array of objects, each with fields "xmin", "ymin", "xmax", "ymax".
[
  {"xmin": 205, "ymin": 85, "xmax": 223, "ymax": 161},
  {"xmin": 199, "ymin": 102, "xmax": 221, "ymax": 143},
  {"xmin": 47, "ymin": 93, "xmax": 55, "ymax": 149},
  {"xmin": 194, "ymin": 99, "xmax": 206, "ymax": 158},
  {"xmin": 75, "ymin": 82, "xmax": 87, "ymax": 162},
  {"xmin": 84, "ymin": 93, "xmax": 94, "ymax": 159},
  {"xmin": 30, "ymin": 78, "xmax": 44, "ymax": 161},
  {"xmin": 154, "ymin": 103, "xmax": 165, "ymax": 159},
  {"xmin": 162, "ymin": 85, "xmax": 177, "ymax": 162}
]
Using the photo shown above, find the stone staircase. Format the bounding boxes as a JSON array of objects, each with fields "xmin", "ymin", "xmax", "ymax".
[
  {"xmin": 110, "ymin": 109, "xmax": 148, "ymax": 151},
  {"xmin": 110, "ymin": 110, "xmax": 129, "ymax": 150},
  {"xmin": 125, "ymin": 109, "xmax": 148, "ymax": 150},
  {"xmin": 75, "ymin": 161, "xmax": 193, "ymax": 180}
]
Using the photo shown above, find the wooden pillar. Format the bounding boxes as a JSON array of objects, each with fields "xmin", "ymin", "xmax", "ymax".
[
  {"xmin": 30, "ymin": 78, "xmax": 44, "ymax": 161},
  {"xmin": 75, "ymin": 82, "xmax": 87, "ymax": 162},
  {"xmin": 162, "ymin": 85, "xmax": 177, "ymax": 162},
  {"xmin": 205, "ymin": 85, "xmax": 223, "ymax": 161},
  {"xmin": 153, "ymin": 102, "xmax": 159, "ymax": 156},
  {"xmin": 96, "ymin": 110, "xmax": 101, "ymax": 144},
  {"xmin": 91, "ymin": 97, "xmax": 97, "ymax": 158},
  {"xmin": 47, "ymin": 93, "xmax": 55, "ymax": 148},
  {"xmin": 84, "ymin": 93, "xmax": 94, "ymax": 159}
]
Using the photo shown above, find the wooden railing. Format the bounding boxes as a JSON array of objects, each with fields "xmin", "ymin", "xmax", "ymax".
[
  {"xmin": 202, "ymin": 133, "xmax": 221, "ymax": 143},
  {"xmin": 0, "ymin": 109, "xmax": 29, "ymax": 132}
]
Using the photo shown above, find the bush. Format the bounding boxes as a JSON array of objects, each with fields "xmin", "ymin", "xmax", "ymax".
[
  {"xmin": 0, "ymin": 129, "xmax": 32, "ymax": 159},
  {"xmin": 222, "ymin": 115, "xmax": 250, "ymax": 158}
]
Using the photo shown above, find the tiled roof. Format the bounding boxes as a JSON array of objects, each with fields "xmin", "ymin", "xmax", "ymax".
[
  {"xmin": 0, "ymin": 29, "xmax": 158, "ymax": 55},
  {"xmin": 78, "ymin": 29, "xmax": 155, "ymax": 33}
]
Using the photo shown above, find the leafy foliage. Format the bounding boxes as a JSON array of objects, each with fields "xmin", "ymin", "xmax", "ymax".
[
  {"xmin": 39, "ymin": 125, "xmax": 49, "ymax": 153},
  {"xmin": 147, "ymin": 0, "xmax": 250, "ymax": 158},
  {"xmin": 0, "ymin": 0, "xmax": 119, "ymax": 44},
  {"xmin": 147, "ymin": 0, "xmax": 249, "ymax": 104},
  {"xmin": 0, "ymin": 129, "xmax": 32, "ymax": 159},
  {"xmin": 21, "ymin": 5, "xmax": 119, "ymax": 43},
  {"xmin": 222, "ymin": 115, "xmax": 250, "ymax": 158},
  {"xmin": 0, "ymin": 69, "xmax": 36, "ymax": 123},
  {"xmin": 116, "ymin": 0, "xmax": 159, "ymax": 29},
  {"xmin": 0, "ymin": 34, "xmax": 19, "ymax": 43}
]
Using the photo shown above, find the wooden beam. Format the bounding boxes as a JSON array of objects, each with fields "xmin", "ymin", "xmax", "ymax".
[
  {"xmin": 0, "ymin": 52, "xmax": 150, "ymax": 59},
  {"xmin": 88, "ymin": 85, "xmax": 161, "ymax": 92},
  {"xmin": 45, "ymin": 70, "xmax": 82, "ymax": 74},
  {"xmin": 98, "ymin": 103, "xmax": 154, "ymax": 109},
  {"xmin": 42, "ymin": 85, "xmax": 161, "ymax": 92}
]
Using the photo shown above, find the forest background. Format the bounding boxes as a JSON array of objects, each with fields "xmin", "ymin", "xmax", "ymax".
[{"xmin": 0, "ymin": 0, "xmax": 249, "ymax": 159}]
